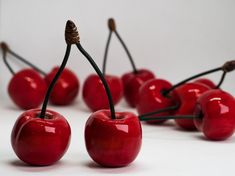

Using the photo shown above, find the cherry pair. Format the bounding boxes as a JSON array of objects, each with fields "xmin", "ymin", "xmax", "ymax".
[
  {"xmin": 139, "ymin": 88, "xmax": 235, "ymax": 141},
  {"xmin": 11, "ymin": 20, "xmax": 142, "ymax": 167},
  {"xmin": 138, "ymin": 60, "xmax": 235, "ymax": 140},
  {"xmin": 83, "ymin": 18, "xmax": 155, "ymax": 112},
  {"xmin": 0, "ymin": 42, "xmax": 79, "ymax": 109}
]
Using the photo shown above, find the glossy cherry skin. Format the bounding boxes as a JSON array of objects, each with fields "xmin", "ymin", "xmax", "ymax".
[
  {"xmin": 136, "ymin": 79, "xmax": 174, "ymax": 123},
  {"xmin": 45, "ymin": 67, "xmax": 79, "ymax": 105},
  {"xmin": 85, "ymin": 110, "xmax": 142, "ymax": 167},
  {"xmin": 194, "ymin": 89, "xmax": 235, "ymax": 140},
  {"xmin": 121, "ymin": 69, "xmax": 155, "ymax": 107},
  {"xmin": 194, "ymin": 78, "xmax": 216, "ymax": 89},
  {"xmin": 8, "ymin": 69, "xmax": 47, "ymax": 110},
  {"xmin": 11, "ymin": 109, "xmax": 71, "ymax": 166},
  {"xmin": 82, "ymin": 74, "xmax": 123, "ymax": 112},
  {"xmin": 171, "ymin": 83, "xmax": 210, "ymax": 130}
]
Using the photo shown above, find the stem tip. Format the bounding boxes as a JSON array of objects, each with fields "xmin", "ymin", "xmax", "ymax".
[
  {"xmin": 222, "ymin": 60, "xmax": 235, "ymax": 72},
  {"xmin": 0, "ymin": 42, "xmax": 9, "ymax": 53},
  {"xmin": 65, "ymin": 20, "xmax": 80, "ymax": 45},
  {"xmin": 108, "ymin": 18, "xmax": 116, "ymax": 31}
]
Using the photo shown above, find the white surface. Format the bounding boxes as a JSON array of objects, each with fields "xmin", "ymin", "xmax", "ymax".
[
  {"xmin": 1, "ymin": 0, "xmax": 235, "ymax": 175},
  {"xmin": 1, "ymin": 99, "xmax": 235, "ymax": 176}
]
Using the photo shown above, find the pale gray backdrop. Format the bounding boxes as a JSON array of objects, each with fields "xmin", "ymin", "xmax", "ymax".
[{"xmin": 0, "ymin": 0, "xmax": 235, "ymax": 101}]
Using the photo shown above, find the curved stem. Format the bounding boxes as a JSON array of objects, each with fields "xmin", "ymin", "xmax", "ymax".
[
  {"xmin": 102, "ymin": 31, "xmax": 112, "ymax": 75},
  {"xmin": 163, "ymin": 67, "xmax": 222, "ymax": 96},
  {"xmin": 139, "ymin": 115, "xmax": 195, "ymax": 121},
  {"xmin": 114, "ymin": 30, "xmax": 138, "ymax": 74},
  {"xmin": 76, "ymin": 43, "xmax": 116, "ymax": 120},
  {"xmin": 138, "ymin": 104, "xmax": 179, "ymax": 118},
  {"xmin": 40, "ymin": 45, "xmax": 71, "ymax": 118},
  {"xmin": 2, "ymin": 50, "xmax": 15, "ymax": 75},
  {"xmin": 8, "ymin": 49, "xmax": 47, "ymax": 76},
  {"xmin": 216, "ymin": 71, "xmax": 226, "ymax": 89}
]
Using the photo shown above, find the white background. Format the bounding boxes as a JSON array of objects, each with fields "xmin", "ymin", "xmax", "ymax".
[{"xmin": 0, "ymin": 0, "xmax": 235, "ymax": 175}]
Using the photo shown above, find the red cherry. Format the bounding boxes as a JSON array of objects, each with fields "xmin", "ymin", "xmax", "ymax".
[
  {"xmin": 171, "ymin": 83, "xmax": 210, "ymax": 130},
  {"xmin": 8, "ymin": 69, "xmax": 47, "ymax": 109},
  {"xmin": 136, "ymin": 79, "xmax": 174, "ymax": 123},
  {"xmin": 11, "ymin": 109, "xmax": 71, "ymax": 165},
  {"xmin": 45, "ymin": 67, "xmax": 79, "ymax": 105},
  {"xmin": 194, "ymin": 89, "xmax": 235, "ymax": 140},
  {"xmin": 82, "ymin": 74, "xmax": 123, "ymax": 111},
  {"xmin": 194, "ymin": 78, "xmax": 216, "ymax": 89},
  {"xmin": 85, "ymin": 110, "xmax": 142, "ymax": 167},
  {"xmin": 122, "ymin": 69, "xmax": 155, "ymax": 107}
]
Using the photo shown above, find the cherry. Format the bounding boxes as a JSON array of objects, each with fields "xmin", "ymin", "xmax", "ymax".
[
  {"xmin": 171, "ymin": 82, "xmax": 210, "ymax": 130},
  {"xmin": 0, "ymin": 42, "xmax": 47, "ymax": 76},
  {"xmin": 82, "ymin": 74, "xmax": 123, "ymax": 112},
  {"xmin": 85, "ymin": 110, "xmax": 142, "ymax": 167},
  {"xmin": 137, "ymin": 79, "xmax": 174, "ymax": 123},
  {"xmin": 138, "ymin": 60, "xmax": 235, "ymax": 124},
  {"xmin": 102, "ymin": 18, "xmax": 155, "ymax": 108},
  {"xmin": 82, "ymin": 18, "xmax": 130, "ymax": 112},
  {"xmin": 194, "ymin": 78, "xmax": 216, "ymax": 89},
  {"xmin": 194, "ymin": 89, "xmax": 235, "ymax": 140},
  {"xmin": 11, "ymin": 109, "xmax": 71, "ymax": 165},
  {"xmin": 63, "ymin": 20, "xmax": 141, "ymax": 167},
  {"xmin": 8, "ymin": 69, "xmax": 47, "ymax": 109},
  {"xmin": 122, "ymin": 69, "xmax": 155, "ymax": 107},
  {"xmin": 1, "ymin": 42, "xmax": 47, "ymax": 109},
  {"xmin": 1, "ymin": 42, "xmax": 80, "ymax": 107},
  {"xmin": 45, "ymin": 66, "xmax": 79, "ymax": 105},
  {"xmin": 10, "ymin": 21, "xmax": 78, "ymax": 165},
  {"xmin": 139, "ymin": 89, "xmax": 235, "ymax": 141}
]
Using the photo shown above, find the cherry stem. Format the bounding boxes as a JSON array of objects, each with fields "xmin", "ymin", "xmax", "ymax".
[
  {"xmin": 8, "ymin": 49, "xmax": 47, "ymax": 76},
  {"xmin": 0, "ymin": 42, "xmax": 46, "ymax": 76},
  {"xmin": 163, "ymin": 67, "xmax": 222, "ymax": 96},
  {"xmin": 76, "ymin": 43, "xmax": 116, "ymax": 120},
  {"xmin": 163, "ymin": 60, "xmax": 235, "ymax": 96},
  {"xmin": 102, "ymin": 18, "xmax": 138, "ymax": 75},
  {"xmin": 216, "ymin": 71, "xmax": 226, "ymax": 89},
  {"xmin": 2, "ymin": 47, "xmax": 15, "ymax": 75},
  {"xmin": 102, "ymin": 30, "xmax": 112, "ymax": 75},
  {"xmin": 139, "ymin": 115, "xmax": 196, "ymax": 121},
  {"xmin": 114, "ymin": 30, "xmax": 138, "ymax": 74},
  {"xmin": 39, "ymin": 45, "xmax": 71, "ymax": 118},
  {"xmin": 138, "ymin": 104, "xmax": 179, "ymax": 118}
]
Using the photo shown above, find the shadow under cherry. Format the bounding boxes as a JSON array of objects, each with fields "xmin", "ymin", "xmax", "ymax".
[{"xmin": 7, "ymin": 159, "xmax": 64, "ymax": 172}]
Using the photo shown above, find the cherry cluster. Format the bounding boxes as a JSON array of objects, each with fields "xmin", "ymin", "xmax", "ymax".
[{"xmin": 0, "ymin": 19, "xmax": 235, "ymax": 168}]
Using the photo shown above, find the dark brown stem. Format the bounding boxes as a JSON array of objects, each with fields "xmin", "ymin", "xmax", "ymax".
[
  {"xmin": 40, "ymin": 20, "xmax": 77, "ymax": 118},
  {"xmin": 114, "ymin": 30, "xmax": 138, "ymax": 74},
  {"xmin": 138, "ymin": 104, "xmax": 179, "ymax": 118},
  {"xmin": 0, "ymin": 42, "xmax": 46, "ymax": 75},
  {"xmin": 102, "ymin": 30, "xmax": 112, "ymax": 75},
  {"xmin": 76, "ymin": 43, "xmax": 116, "ymax": 120},
  {"xmin": 163, "ymin": 60, "xmax": 235, "ymax": 96},
  {"xmin": 216, "ymin": 71, "xmax": 226, "ymax": 89},
  {"xmin": 102, "ymin": 18, "xmax": 138, "ymax": 75},
  {"xmin": 64, "ymin": 20, "xmax": 117, "ymax": 120},
  {"xmin": 0, "ymin": 42, "xmax": 15, "ymax": 74},
  {"xmin": 40, "ymin": 45, "xmax": 71, "ymax": 118},
  {"xmin": 139, "ymin": 115, "xmax": 195, "ymax": 121}
]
